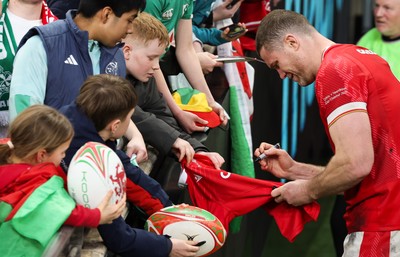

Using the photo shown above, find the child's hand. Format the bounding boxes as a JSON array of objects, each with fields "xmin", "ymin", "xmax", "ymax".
[
  {"xmin": 195, "ymin": 151, "xmax": 225, "ymax": 169},
  {"xmin": 169, "ymin": 238, "xmax": 200, "ymax": 257},
  {"xmin": 221, "ymin": 23, "xmax": 247, "ymax": 41},
  {"xmin": 97, "ymin": 191, "xmax": 126, "ymax": 224}
]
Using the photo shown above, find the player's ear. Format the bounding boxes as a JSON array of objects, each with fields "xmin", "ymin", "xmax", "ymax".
[{"xmin": 284, "ymin": 34, "xmax": 299, "ymax": 50}]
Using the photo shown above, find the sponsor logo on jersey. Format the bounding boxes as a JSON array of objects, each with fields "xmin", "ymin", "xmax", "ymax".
[
  {"xmin": 194, "ymin": 174, "xmax": 202, "ymax": 183},
  {"xmin": 182, "ymin": 4, "xmax": 189, "ymax": 16},
  {"xmin": 220, "ymin": 171, "xmax": 231, "ymax": 179},
  {"xmin": 356, "ymin": 49, "xmax": 377, "ymax": 55},
  {"xmin": 162, "ymin": 8, "xmax": 173, "ymax": 20}
]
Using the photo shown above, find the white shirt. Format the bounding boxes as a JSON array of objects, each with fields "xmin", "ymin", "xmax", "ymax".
[{"xmin": 6, "ymin": 9, "xmax": 42, "ymax": 44}]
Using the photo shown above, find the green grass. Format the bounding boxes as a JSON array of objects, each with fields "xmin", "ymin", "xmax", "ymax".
[{"xmin": 259, "ymin": 196, "xmax": 337, "ymax": 257}]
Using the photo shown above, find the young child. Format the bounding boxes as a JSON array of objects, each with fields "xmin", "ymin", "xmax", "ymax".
[
  {"xmin": 0, "ymin": 105, "xmax": 125, "ymax": 257},
  {"xmin": 9, "ymin": 0, "xmax": 148, "ymax": 164},
  {"xmin": 123, "ymin": 12, "xmax": 225, "ymax": 170},
  {"xmin": 60, "ymin": 74, "xmax": 200, "ymax": 257}
]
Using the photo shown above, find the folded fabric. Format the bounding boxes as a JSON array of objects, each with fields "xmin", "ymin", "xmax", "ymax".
[
  {"xmin": 0, "ymin": 164, "xmax": 75, "ymax": 257},
  {"xmin": 182, "ymin": 154, "xmax": 320, "ymax": 242}
]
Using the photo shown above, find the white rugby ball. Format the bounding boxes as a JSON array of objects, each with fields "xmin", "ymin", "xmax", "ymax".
[
  {"xmin": 67, "ymin": 142, "xmax": 126, "ymax": 208},
  {"xmin": 145, "ymin": 205, "xmax": 226, "ymax": 256}
]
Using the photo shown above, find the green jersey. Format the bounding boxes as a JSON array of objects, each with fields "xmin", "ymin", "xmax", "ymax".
[
  {"xmin": 357, "ymin": 28, "xmax": 400, "ymax": 80},
  {"xmin": 144, "ymin": 0, "xmax": 194, "ymax": 47}
]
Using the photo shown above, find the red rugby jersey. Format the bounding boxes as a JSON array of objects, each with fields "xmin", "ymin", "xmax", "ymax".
[
  {"xmin": 315, "ymin": 44, "xmax": 400, "ymax": 233},
  {"xmin": 182, "ymin": 154, "xmax": 320, "ymax": 242}
]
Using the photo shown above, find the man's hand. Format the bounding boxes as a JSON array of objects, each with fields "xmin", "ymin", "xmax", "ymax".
[
  {"xmin": 271, "ymin": 180, "xmax": 314, "ymax": 206},
  {"xmin": 254, "ymin": 142, "xmax": 295, "ymax": 180},
  {"xmin": 169, "ymin": 239, "xmax": 199, "ymax": 257}
]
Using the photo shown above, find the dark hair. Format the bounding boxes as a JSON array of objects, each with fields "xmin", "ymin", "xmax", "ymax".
[
  {"xmin": 0, "ymin": 105, "xmax": 74, "ymax": 164},
  {"xmin": 76, "ymin": 74, "xmax": 137, "ymax": 132},
  {"xmin": 77, "ymin": 0, "xmax": 146, "ymax": 18},
  {"xmin": 256, "ymin": 9, "xmax": 314, "ymax": 54}
]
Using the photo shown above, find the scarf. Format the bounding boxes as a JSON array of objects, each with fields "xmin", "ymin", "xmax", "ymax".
[{"xmin": 0, "ymin": 0, "xmax": 57, "ymax": 130}]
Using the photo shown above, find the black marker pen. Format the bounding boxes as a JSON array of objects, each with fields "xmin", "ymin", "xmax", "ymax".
[{"xmin": 254, "ymin": 143, "xmax": 281, "ymax": 162}]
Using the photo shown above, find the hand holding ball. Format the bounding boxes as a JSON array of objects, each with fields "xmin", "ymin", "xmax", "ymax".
[{"xmin": 145, "ymin": 205, "xmax": 226, "ymax": 256}]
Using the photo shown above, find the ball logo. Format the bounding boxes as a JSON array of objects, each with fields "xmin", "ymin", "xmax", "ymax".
[
  {"xmin": 109, "ymin": 162, "xmax": 126, "ymax": 202},
  {"xmin": 183, "ymin": 233, "xmax": 200, "ymax": 241},
  {"xmin": 80, "ymin": 171, "xmax": 90, "ymax": 208}
]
